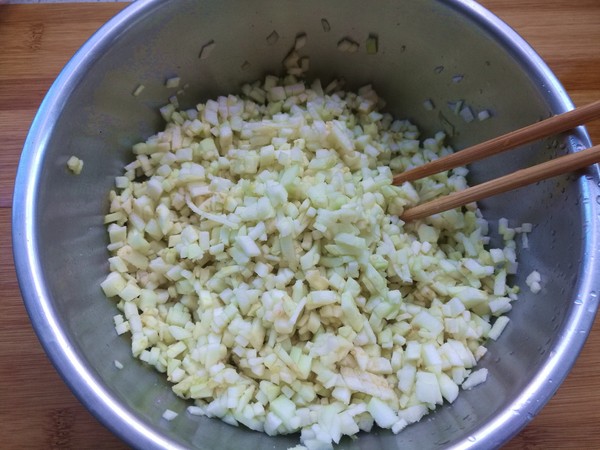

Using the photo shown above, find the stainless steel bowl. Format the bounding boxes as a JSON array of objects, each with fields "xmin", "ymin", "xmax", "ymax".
[{"xmin": 12, "ymin": 1, "xmax": 600, "ymax": 449}]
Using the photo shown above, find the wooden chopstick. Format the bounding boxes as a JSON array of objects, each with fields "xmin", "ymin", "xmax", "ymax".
[
  {"xmin": 400, "ymin": 143, "xmax": 600, "ymax": 221},
  {"xmin": 392, "ymin": 99, "xmax": 600, "ymax": 185},
  {"xmin": 394, "ymin": 100, "xmax": 600, "ymax": 221}
]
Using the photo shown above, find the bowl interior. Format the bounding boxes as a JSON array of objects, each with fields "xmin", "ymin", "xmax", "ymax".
[{"xmin": 14, "ymin": 1, "xmax": 598, "ymax": 449}]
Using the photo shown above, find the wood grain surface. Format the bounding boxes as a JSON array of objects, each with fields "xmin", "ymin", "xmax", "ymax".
[{"xmin": 1, "ymin": 2, "xmax": 599, "ymax": 449}]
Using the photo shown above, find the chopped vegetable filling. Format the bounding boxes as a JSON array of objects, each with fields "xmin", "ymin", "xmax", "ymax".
[{"xmin": 103, "ymin": 74, "xmax": 522, "ymax": 450}]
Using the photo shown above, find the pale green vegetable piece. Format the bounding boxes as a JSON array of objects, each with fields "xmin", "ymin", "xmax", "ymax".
[
  {"xmin": 66, "ymin": 155, "xmax": 84, "ymax": 174},
  {"xmin": 367, "ymin": 397, "xmax": 397, "ymax": 428},
  {"xmin": 365, "ymin": 35, "xmax": 378, "ymax": 55},
  {"xmin": 462, "ymin": 368, "xmax": 489, "ymax": 390},
  {"xmin": 438, "ymin": 372, "xmax": 459, "ymax": 403},
  {"xmin": 415, "ymin": 371, "xmax": 443, "ymax": 405},
  {"xmin": 165, "ymin": 76, "xmax": 180, "ymax": 88},
  {"xmin": 100, "ymin": 272, "xmax": 127, "ymax": 298},
  {"xmin": 162, "ymin": 409, "xmax": 178, "ymax": 421},
  {"xmin": 488, "ymin": 316, "xmax": 510, "ymax": 340}
]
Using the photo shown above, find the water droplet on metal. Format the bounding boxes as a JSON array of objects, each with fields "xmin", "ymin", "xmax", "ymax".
[
  {"xmin": 434, "ymin": 65, "xmax": 444, "ymax": 74},
  {"xmin": 574, "ymin": 297, "xmax": 583, "ymax": 305},
  {"xmin": 590, "ymin": 291, "xmax": 597, "ymax": 299},
  {"xmin": 468, "ymin": 436, "xmax": 476, "ymax": 442}
]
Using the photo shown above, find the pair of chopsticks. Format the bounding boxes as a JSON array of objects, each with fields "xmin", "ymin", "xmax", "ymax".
[{"xmin": 395, "ymin": 100, "xmax": 600, "ymax": 221}]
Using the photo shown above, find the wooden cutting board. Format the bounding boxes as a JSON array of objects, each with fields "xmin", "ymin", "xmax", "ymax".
[{"xmin": 1, "ymin": 2, "xmax": 599, "ymax": 448}]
